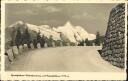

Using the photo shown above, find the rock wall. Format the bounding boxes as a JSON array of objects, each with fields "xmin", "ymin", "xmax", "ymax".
[
  {"xmin": 101, "ymin": 4, "xmax": 125, "ymax": 68},
  {"xmin": 5, "ymin": 43, "xmax": 41, "ymax": 68}
]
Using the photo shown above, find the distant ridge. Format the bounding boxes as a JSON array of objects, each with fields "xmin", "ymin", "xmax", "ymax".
[{"xmin": 6, "ymin": 21, "xmax": 96, "ymax": 44}]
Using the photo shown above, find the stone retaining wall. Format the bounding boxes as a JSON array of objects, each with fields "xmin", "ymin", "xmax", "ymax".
[
  {"xmin": 5, "ymin": 43, "xmax": 39, "ymax": 68},
  {"xmin": 101, "ymin": 4, "xmax": 125, "ymax": 68}
]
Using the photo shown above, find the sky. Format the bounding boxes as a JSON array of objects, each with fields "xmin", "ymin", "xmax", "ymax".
[{"xmin": 5, "ymin": 3, "xmax": 117, "ymax": 35}]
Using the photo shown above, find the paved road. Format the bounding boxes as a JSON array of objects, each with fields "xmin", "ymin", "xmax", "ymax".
[{"xmin": 6, "ymin": 46, "xmax": 123, "ymax": 72}]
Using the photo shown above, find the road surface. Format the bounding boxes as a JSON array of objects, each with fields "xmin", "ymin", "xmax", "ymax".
[{"xmin": 6, "ymin": 46, "xmax": 123, "ymax": 72}]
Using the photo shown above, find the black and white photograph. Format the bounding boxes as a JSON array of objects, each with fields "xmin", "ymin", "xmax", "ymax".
[{"xmin": 4, "ymin": 3, "xmax": 126, "ymax": 72}]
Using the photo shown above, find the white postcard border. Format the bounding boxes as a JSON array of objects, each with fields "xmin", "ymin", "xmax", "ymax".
[{"xmin": 1, "ymin": 0, "xmax": 127, "ymax": 80}]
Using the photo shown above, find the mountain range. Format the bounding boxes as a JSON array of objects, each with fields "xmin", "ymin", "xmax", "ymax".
[{"xmin": 6, "ymin": 21, "xmax": 96, "ymax": 44}]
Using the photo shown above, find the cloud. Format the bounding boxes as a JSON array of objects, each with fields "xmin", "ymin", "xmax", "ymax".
[
  {"xmin": 14, "ymin": 9, "xmax": 37, "ymax": 15},
  {"xmin": 72, "ymin": 15, "xmax": 81, "ymax": 19},
  {"xmin": 72, "ymin": 12, "xmax": 95, "ymax": 20},
  {"xmin": 44, "ymin": 6, "xmax": 61, "ymax": 13},
  {"xmin": 83, "ymin": 13, "xmax": 95, "ymax": 20},
  {"xmin": 41, "ymin": 20, "xmax": 58, "ymax": 24},
  {"xmin": 34, "ymin": 4, "xmax": 44, "ymax": 8},
  {"xmin": 72, "ymin": 12, "xmax": 107, "ymax": 21}
]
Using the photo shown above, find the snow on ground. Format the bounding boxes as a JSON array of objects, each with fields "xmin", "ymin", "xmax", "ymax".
[{"xmin": 6, "ymin": 46, "xmax": 123, "ymax": 72}]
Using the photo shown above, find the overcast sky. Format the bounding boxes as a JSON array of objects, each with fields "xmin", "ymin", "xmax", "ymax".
[{"xmin": 5, "ymin": 3, "xmax": 117, "ymax": 35}]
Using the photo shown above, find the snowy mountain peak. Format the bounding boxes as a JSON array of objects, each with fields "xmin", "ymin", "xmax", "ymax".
[
  {"xmin": 16, "ymin": 21, "xmax": 24, "ymax": 25},
  {"xmin": 9, "ymin": 20, "xmax": 24, "ymax": 28},
  {"xmin": 56, "ymin": 21, "xmax": 96, "ymax": 43},
  {"xmin": 64, "ymin": 21, "xmax": 74, "ymax": 28}
]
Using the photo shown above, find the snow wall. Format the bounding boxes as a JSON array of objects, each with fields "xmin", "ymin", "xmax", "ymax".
[{"xmin": 101, "ymin": 4, "xmax": 125, "ymax": 68}]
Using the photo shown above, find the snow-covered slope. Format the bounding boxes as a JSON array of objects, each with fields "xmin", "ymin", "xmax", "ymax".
[
  {"xmin": 6, "ymin": 21, "xmax": 96, "ymax": 44},
  {"xmin": 55, "ymin": 21, "xmax": 96, "ymax": 43},
  {"xmin": 56, "ymin": 22, "xmax": 78, "ymax": 43},
  {"xmin": 26, "ymin": 23, "xmax": 61, "ymax": 40}
]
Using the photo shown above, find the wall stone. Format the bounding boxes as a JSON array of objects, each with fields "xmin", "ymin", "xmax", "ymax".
[
  {"xmin": 101, "ymin": 4, "xmax": 125, "ymax": 68},
  {"xmin": 19, "ymin": 45, "xmax": 23, "ymax": 54},
  {"xmin": 37, "ymin": 43, "xmax": 41, "ymax": 48},
  {"xmin": 12, "ymin": 46, "xmax": 19, "ymax": 58},
  {"xmin": 30, "ymin": 43, "xmax": 34, "ymax": 49},
  {"xmin": 5, "ymin": 55, "xmax": 10, "ymax": 68},
  {"xmin": 6, "ymin": 49, "xmax": 14, "ymax": 62},
  {"xmin": 23, "ymin": 44, "xmax": 28, "ymax": 51}
]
